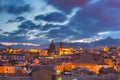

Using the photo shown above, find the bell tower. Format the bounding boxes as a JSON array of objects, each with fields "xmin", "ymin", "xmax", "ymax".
[
  {"xmin": 59, "ymin": 41, "xmax": 63, "ymax": 55},
  {"xmin": 47, "ymin": 40, "xmax": 56, "ymax": 55}
]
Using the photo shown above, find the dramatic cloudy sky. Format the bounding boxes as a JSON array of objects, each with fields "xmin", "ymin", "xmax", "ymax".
[{"xmin": 0, "ymin": 0, "xmax": 120, "ymax": 46}]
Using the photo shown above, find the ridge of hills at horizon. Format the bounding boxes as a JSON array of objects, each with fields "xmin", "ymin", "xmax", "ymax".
[{"xmin": 0, "ymin": 37, "xmax": 120, "ymax": 49}]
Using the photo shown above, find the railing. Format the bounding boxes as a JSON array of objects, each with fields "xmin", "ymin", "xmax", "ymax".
[
  {"xmin": 61, "ymin": 75, "xmax": 120, "ymax": 80},
  {"xmin": 0, "ymin": 76, "xmax": 32, "ymax": 80}
]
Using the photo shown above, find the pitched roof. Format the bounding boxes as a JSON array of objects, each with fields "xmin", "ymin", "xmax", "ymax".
[{"xmin": 32, "ymin": 65, "xmax": 55, "ymax": 73}]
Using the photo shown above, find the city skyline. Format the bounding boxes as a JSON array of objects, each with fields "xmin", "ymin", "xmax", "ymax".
[{"xmin": 0, "ymin": 0, "xmax": 120, "ymax": 46}]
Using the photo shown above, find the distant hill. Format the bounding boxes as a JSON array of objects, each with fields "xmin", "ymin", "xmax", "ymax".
[
  {"xmin": 91, "ymin": 37, "xmax": 120, "ymax": 47},
  {"xmin": 0, "ymin": 44, "xmax": 7, "ymax": 48},
  {"xmin": 0, "ymin": 37, "xmax": 120, "ymax": 49},
  {"xmin": 55, "ymin": 37, "xmax": 120, "ymax": 48}
]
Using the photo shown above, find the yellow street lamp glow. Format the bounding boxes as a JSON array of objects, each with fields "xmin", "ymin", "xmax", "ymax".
[{"xmin": 56, "ymin": 70, "xmax": 61, "ymax": 75}]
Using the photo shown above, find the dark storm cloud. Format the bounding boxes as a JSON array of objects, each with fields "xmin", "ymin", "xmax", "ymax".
[
  {"xmin": 0, "ymin": 35, "xmax": 27, "ymax": 43},
  {"xmin": 68, "ymin": 9, "xmax": 120, "ymax": 38},
  {"xmin": 1, "ymin": 30, "xmax": 28, "ymax": 43},
  {"xmin": 0, "ymin": 20, "xmax": 38, "ymax": 42},
  {"xmin": 0, "ymin": 29, "xmax": 2, "ymax": 31},
  {"xmin": 18, "ymin": 20, "xmax": 39, "ymax": 30},
  {"xmin": 3, "ymin": 32, "xmax": 10, "ymax": 34},
  {"xmin": 34, "ymin": 12, "xmax": 67, "ymax": 22},
  {"xmin": 48, "ymin": 0, "xmax": 89, "ymax": 12},
  {"xmin": 34, "ymin": 15, "xmax": 44, "ymax": 21},
  {"xmin": 107, "ymin": 0, "xmax": 120, "ymax": 8},
  {"xmin": 41, "ymin": 24, "xmax": 55, "ymax": 31},
  {"xmin": 0, "ymin": 33, "xmax": 42, "ymax": 44},
  {"xmin": 1, "ymin": 30, "xmax": 31, "ymax": 43},
  {"xmin": 1, "ymin": 0, "xmax": 120, "ymax": 44},
  {"xmin": 7, "ymin": 16, "xmax": 26, "ymax": 23},
  {"xmin": 0, "ymin": 0, "xmax": 32, "ymax": 15},
  {"xmin": 0, "ymin": 6, "xmax": 2, "ymax": 12},
  {"xmin": 1, "ymin": 19, "xmax": 80, "ymax": 43},
  {"xmin": 47, "ymin": 0, "xmax": 120, "ymax": 41},
  {"xmin": 4, "ymin": 20, "xmax": 48, "ymax": 43},
  {"xmin": 6, "ymin": 5, "xmax": 32, "ymax": 15},
  {"xmin": 0, "ymin": 31, "xmax": 26, "ymax": 42},
  {"xmin": 45, "ymin": 25, "xmax": 82, "ymax": 40}
]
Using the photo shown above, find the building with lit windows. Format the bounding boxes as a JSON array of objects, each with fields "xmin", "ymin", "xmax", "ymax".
[
  {"xmin": 59, "ymin": 42, "xmax": 73, "ymax": 55},
  {"xmin": 103, "ymin": 46, "xmax": 109, "ymax": 52}
]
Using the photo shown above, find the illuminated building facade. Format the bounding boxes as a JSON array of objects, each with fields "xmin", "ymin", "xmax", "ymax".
[
  {"xmin": 39, "ymin": 49, "xmax": 48, "ymax": 56},
  {"xmin": 56, "ymin": 53, "xmax": 109, "ymax": 74},
  {"xmin": 0, "ymin": 66, "xmax": 16, "ymax": 73},
  {"xmin": 59, "ymin": 42, "xmax": 73, "ymax": 55},
  {"xmin": 103, "ymin": 46, "xmax": 109, "ymax": 52}
]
